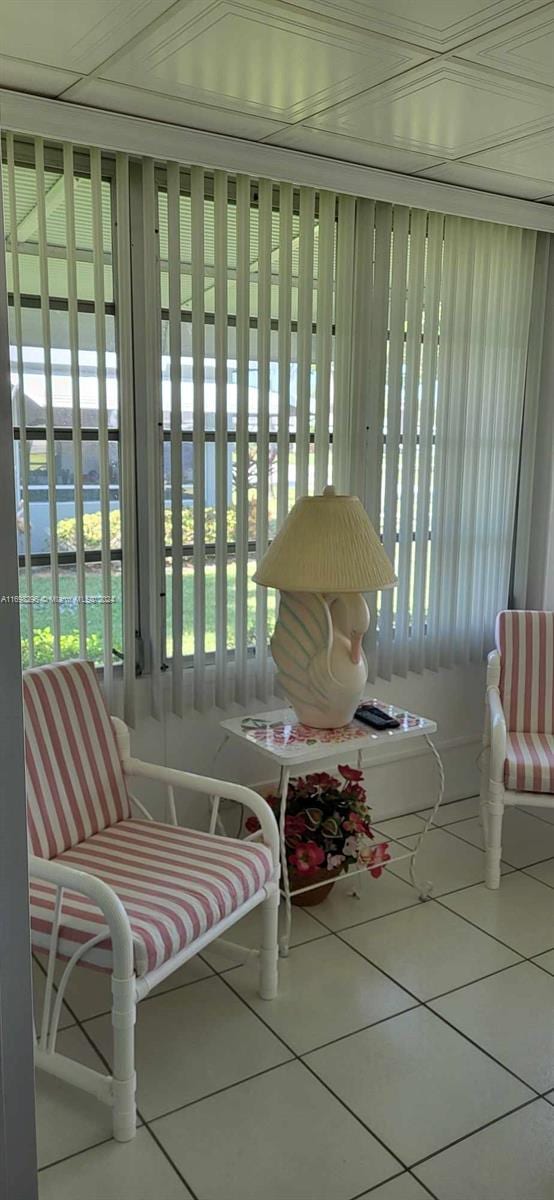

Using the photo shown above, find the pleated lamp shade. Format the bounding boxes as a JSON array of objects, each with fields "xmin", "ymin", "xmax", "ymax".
[{"xmin": 254, "ymin": 487, "xmax": 396, "ymax": 593}]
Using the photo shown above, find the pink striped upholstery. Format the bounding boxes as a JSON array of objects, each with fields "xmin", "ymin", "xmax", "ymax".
[
  {"xmin": 505, "ymin": 732, "xmax": 554, "ymax": 794},
  {"xmin": 30, "ymin": 819, "xmax": 273, "ymax": 975},
  {"xmin": 23, "ymin": 661, "xmax": 130, "ymax": 859},
  {"xmin": 496, "ymin": 611, "xmax": 554, "ymax": 734}
]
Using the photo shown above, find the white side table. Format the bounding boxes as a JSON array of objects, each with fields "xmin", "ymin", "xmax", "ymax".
[{"xmin": 220, "ymin": 702, "xmax": 444, "ymax": 955}]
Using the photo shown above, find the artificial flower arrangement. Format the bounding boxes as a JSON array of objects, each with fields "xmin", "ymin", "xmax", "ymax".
[{"xmin": 246, "ymin": 765, "xmax": 390, "ymax": 904}]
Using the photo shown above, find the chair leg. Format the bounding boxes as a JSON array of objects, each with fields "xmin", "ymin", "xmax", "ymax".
[
  {"xmin": 259, "ymin": 887, "xmax": 279, "ymax": 1001},
  {"xmin": 111, "ymin": 974, "xmax": 137, "ymax": 1141},
  {"xmin": 479, "ymin": 747, "xmax": 490, "ymax": 841},
  {"xmin": 485, "ymin": 792, "xmax": 504, "ymax": 890}
]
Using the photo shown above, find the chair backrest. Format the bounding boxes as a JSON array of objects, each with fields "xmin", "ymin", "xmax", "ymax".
[
  {"xmin": 496, "ymin": 610, "xmax": 554, "ymax": 734},
  {"xmin": 23, "ymin": 660, "xmax": 130, "ymax": 859}
]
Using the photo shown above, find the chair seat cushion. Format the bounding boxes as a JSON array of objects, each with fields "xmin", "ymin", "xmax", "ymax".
[
  {"xmin": 30, "ymin": 819, "xmax": 273, "ymax": 977},
  {"xmin": 504, "ymin": 732, "xmax": 554, "ymax": 794}
]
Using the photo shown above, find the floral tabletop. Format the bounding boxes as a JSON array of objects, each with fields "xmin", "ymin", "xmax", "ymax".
[{"xmin": 221, "ymin": 703, "xmax": 436, "ymax": 765}]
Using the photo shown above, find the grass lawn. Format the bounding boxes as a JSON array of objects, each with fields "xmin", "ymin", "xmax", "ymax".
[{"xmin": 18, "ymin": 561, "xmax": 276, "ymax": 663}]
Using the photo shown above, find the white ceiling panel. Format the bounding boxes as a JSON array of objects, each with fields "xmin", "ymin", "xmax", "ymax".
[
  {"xmin": 457, "ymin": 4, "xmax": 554, "ymax": 85},
  {"xmin": 99, "ymin": 0, "xmax": 432, "ymax": 122},
  {"xmin": 277, "ymin": 0, "xmax": 550, "ymax": 52},
  {"xmin": 263, "ymin": 123, "xmax": 445, "ymax": 174},
  {"xmin": 464, "ymin": 127, "xmax": 554, "ymax": 183},
  {"xmin": 308, "ymin": 59, "xmax": 554, "ymax": 158},
  {"xmin": 0, "ymin": 0, "xmax": 179, "ymax": 74},
  {"xmin": 416, "ymin": 159, "xmax": 553, "ymax": 198},
  {"xmin": 0, "ymin": 55, "xmax": 79, "ymax": 98},
  {"xmin": 60, "ymin": 77, "xmax": 287, "ymax": 141}
]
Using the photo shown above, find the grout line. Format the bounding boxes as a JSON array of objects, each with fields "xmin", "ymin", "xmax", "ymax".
[
  {"xmin": 409, "ymin": 1095, "xmax": 540, "ymax": 1172},
  {"xmin": 141, "ymin": 1123, "xmax": 200, "ymax": 1200},
  {"xmin": 147, "ymin": 1059, "xmax": 295, "ymax": 1127},
  {"xmin": 37, "ymin": 1135, "xmax": 114, "ymax": 1174}
]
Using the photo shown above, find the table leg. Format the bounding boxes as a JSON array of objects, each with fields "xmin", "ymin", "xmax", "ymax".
[
  {"xmin": 409, "ymin": 734, "xmax": 445, "ymax": 901},
  {"xmin": 278, "ymin": 766, "xmax": 291, "ymax": 957}
]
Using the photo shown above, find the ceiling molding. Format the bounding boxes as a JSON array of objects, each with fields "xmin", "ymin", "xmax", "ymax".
[{"xmin": 1, "ymin": 89, "xmax": 553, "ymax": 232}]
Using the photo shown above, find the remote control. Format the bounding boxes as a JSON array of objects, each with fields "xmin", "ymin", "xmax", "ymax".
[{"xmin": 355, "ymin": 703, "xmax": 401, "ymax": 730}]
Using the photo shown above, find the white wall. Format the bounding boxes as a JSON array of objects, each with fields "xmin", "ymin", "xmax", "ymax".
[{"xmin": 124, "ymin": 662, "xmax": 484, "ymax": 826}]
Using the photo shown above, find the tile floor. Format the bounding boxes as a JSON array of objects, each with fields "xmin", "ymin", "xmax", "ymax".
[{"xmin": 34, "ymin": 797, "xmax": 554, "ymax": 1199}]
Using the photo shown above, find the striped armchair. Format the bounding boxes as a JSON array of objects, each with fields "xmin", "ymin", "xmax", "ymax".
[
  {"xmin": 25, "ymin": 660, "xmax": 279, "ymax": 1141},
  {"xmin": 481, "ymin": 611, "xmax": 554, "ymax": 889}
]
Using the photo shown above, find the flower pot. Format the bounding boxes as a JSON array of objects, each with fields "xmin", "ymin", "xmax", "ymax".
[{"xmin": 289, "ymin": 864, "xmax": 343, "ymax": 907}]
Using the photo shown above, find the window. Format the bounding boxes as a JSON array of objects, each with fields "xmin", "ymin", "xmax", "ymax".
[
  {"xmin": 3, "ymin": 136, "xmax": 122, "ymax": 685},
  {"xmin": 2, "ymin": 134, "xmax": 540, "ymax": 721}
]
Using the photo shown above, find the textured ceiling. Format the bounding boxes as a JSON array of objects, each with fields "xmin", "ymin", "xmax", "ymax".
[{"xmin": 0, "ymin": 0, "xmax": 553, "ymax": 202}]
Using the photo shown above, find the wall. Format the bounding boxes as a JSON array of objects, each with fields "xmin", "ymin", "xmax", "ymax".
[{"xmin": 124, "ymin": 662, "xmax": 484, "ymax": 826}]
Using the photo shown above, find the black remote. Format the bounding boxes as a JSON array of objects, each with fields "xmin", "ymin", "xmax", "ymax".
[{"xmin": 355, "ymin": 703, "xmax": 401, "ymax": 730}]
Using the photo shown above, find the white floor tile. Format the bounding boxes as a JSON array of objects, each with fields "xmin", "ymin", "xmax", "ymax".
[
  {"xmin": 50, "ymin": 955, "xmax": 214, "ymax": 1022},
  {"xmin": 525, "ymin": 857, "xmax": 554, "ymax": 888},
  {"xmin": 388, "ymin": 827, "xmax": 491, "ymax": 895},
  {"xmin": 38, "ymin": 1127, "xmax": 191, "ymax": 1199},
  {"xmin": 306, "ymin": 1007, "xmax": 531, "ymax": 1165},
  {"xmin": 36, "ymin": 1026, "xmax": 116, "ymax": 1168},
  {"xmin": 440, "ymin": 871, "xmax": 554, "ymax": 957},
  {"xmin": 201, "ymin": 901, "xmax": 326, "ymax": 971},
  {"xmin": 449, "ymin": 808, "xmax": 554, "ymax": 867},
  {"xmin": 33, "ymin": 957, "xmax": 74, "ymax": 1031},
  {"xmin": 431, "ymin": 962, "xmax": 554, "ymax": 1091},
  {"xmin": 417, "ymin": 795, "xmax": 480, "ymax": 827},
  {"xmin": 341, "ymin": 900, "xmax": 520, "ymax": 1000},
  {"xmin": 518, "ymin": 804, "xmax": 554, "ymax": 826},
  {"xmin": 228, "ymin": 934, "xmax": 415, "ymax": 1054},
  {"xmin": 85, "ymin": 975, "xmax": 291, "ymax": 1120},
  {"xmin": 373, "ymin": 815, "xmax": 427, "ymax": 840},
  {"xmin": 153, "ymin": 1059, "xmax": 400, "ymax": 1200},
  {"xmin": 414, "ymin": 1101, "xmax": 554, "ymax": 1200},
  {"xmin": 313, "ymin": 868, "xmax": 420, "ymax": 932},
  {"xmin": 358, "ymin": 1176, "xmax": 433, "ymax": 1200},
  {"xmin": 532, "ymin": 949, "xmax": 554, "ymax": 976}
]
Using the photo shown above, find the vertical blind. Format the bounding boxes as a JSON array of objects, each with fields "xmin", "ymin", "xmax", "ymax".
[
  {"xmin": 151, "ymin": 166, "xmax": 340, "ymax": 713},
  {"xmin": 2, "ymin": 136, "xmax": 137, "ymax": 720},
  {"xmin": 2, "ymin": 134, "xmax": 541, "ymax": 721}
]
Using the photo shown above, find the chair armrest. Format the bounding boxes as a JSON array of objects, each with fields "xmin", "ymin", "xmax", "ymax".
[
  {"xmin": 120, "ymin": 756, "xmax": 280, "ymax": 875},
  {"xmin": 486, "ymin": 686, "xmax": 507, "ymax": 783},
  {"xmin": 29, "ymin": 854, "xmax": 134, "ymax": 977}
]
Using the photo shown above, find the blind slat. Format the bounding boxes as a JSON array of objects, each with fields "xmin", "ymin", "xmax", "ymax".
[
  {"xmin": 411, "ymin": 211, "xmax": 443, "ymax": 673},
  {"xmin": 394, "ymin": 208, "xmax": 426, "ymax": 677},
  {"xmin": 234, "ymin": 173, "xmax": 250, "ymax": 706},
  {"xmin": 313, "ymin": 189, "xmax": 335, "ymax": 493},
  {"xmin": 167, "ymin": 162, "xmax": 183, "ymax": 715},
  {"xmin": 214, "ymin": 170, "xmax": 228, "ymax": 709},
  {"xmin": 115, "ymin": 152, "xmax": 136, "ymax": 726},
  {"xmin": 255, "ymin": 177, "xmax": 272, "ymax": 698},
  {"xmin": 277, "ymin": 183, "xmax": 293, "ymax": 529},
  {"xmin": 35, "ymin": 138, "xmax": 61, "ymax": 661},
  {"xmin": 365, "ymin": 202, "xmax": 392, "ymax": 680},
  {"xmin": 63, "ymin": 142, "xmax": 87, "ymax": 658},
  {"xmin": 295, "ymin": 187, "xmax": 315, "ymax": 499},
  {"xmin": 332, "ymin": 194, "xmax": 356, "ymax": 494},
  {"xmin": 90, "ymin": 148, "xmax": 113, "ymax": 700},
  {"xmin": 6, "ymin": 133, "xmax": 34, "ymax": 663},
  {"xmin": 191, "ymin": 167, "xmax": 206, "ymax": 709},
  {"xmin": 143, "ymin": 158, "xmax": 164, "ymax": 719}
]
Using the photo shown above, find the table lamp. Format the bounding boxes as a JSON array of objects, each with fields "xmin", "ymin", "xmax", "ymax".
[{"xmin": 254, "ymin": 486, "xmax": 396, "ymax": 728}]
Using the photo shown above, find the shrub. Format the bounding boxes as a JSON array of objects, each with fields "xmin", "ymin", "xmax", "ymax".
[{"xmin": 21, "ymin": 629, "xmax": 103, "ymax": 667}]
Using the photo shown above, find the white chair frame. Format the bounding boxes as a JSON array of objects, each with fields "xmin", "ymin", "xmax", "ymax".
[
  {"xmin": 481, "ymin": 650, "xmax": 554, "ymax": 889},
  {"xmin": 30, "ymin": 719, "xmax": 280, "ymax": 1142}
]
